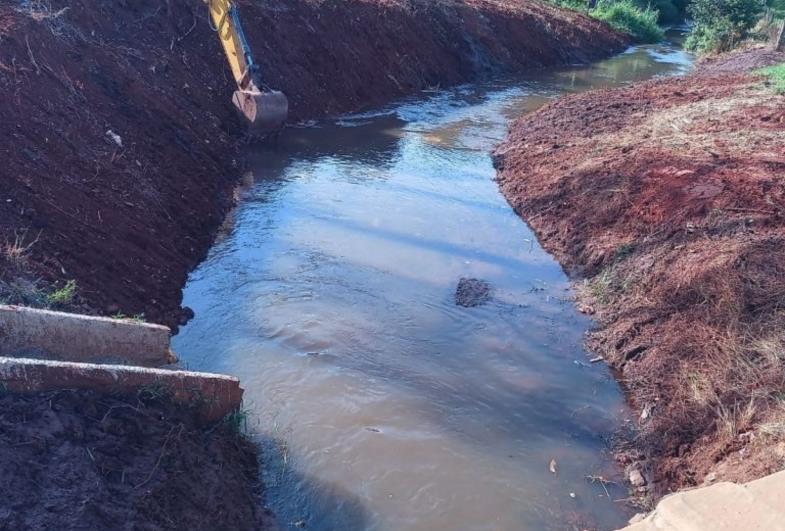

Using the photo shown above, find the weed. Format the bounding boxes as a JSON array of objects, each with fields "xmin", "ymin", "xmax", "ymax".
[
  {"xmin": 137, "ymin": 382, "xmax": 171, "ymax": 403},
  {"xmin": 223, "ymin": 408, "xmax": 250, "ymax": 435},
  {"xmin": 1, "ymin": 230, "xmax": 38, "ymax": 271},
  {"xmin": 614, "ymin": 242, "xmax": 636, "ymax": 261},
  {"xmin": 112, "ymin": 312, "xmax": 147, "ymax": 322},
  {"xmin": 716, "ymin": 399, "xmax": 757, "ymax": 440},
  {"xmin": 756, "ymin": 62, "xmax": 785, "ymax": 93},
  {"xmin": 589, "ymin": 267, "xmax": 617, "ymax": 304},
  {"xmin": 46, "ymin": 279, "xmax": 76, "ymax": 308}
]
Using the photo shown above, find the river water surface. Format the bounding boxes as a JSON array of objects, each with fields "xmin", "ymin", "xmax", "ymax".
[{"xmin": 173, "ymin": 33, "xmax": 693, "ymax": 531}]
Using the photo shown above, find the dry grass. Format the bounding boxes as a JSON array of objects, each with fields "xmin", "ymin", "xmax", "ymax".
[{"xmin": 1, "ymin": 230, "xmax": 38, "ymax": 272}]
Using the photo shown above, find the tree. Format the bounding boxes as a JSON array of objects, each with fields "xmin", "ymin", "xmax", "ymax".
[{"xmin": 687, "ymin": 0, "xmax": 766, "ymax": 52}]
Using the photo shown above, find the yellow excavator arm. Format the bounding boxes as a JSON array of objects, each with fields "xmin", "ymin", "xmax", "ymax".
[{"xmin": 205, "ymin": 0, "xmax": 288, "ymax": 133}]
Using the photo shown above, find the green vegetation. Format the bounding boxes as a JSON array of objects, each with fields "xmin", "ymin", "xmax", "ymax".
[
  {"xmin": 546, "ymin": 0, "xmax": 665, "ymax": 43},
  {"xmin": 758, "ymin": 62, "xmax": 785, "ymax": 92},
  {"xmin": 592, "ymin": 0, "xmax": 665, "ymax": 42},
  {"xmin": 685, "ymin": 0, "xmax": 767, "ymax": 53},
  {"xmin": 45, "ymin": 279, "xmax": 77, "ymax": 308},
  {"xmin": 223, "ymin": 408, "xmax": 250, "ymax": 434}
]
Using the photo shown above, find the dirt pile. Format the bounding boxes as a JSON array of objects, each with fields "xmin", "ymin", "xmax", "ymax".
[
  {"xmin": 0, "ymin": 0, "xmax": 626, "ymax": 328},
  {"xmin": 494, "ymin": 46, "xmax": 785, "ymax": 501},
  {"xmin": 0, "ymin": 388, "xmax": 273, "ymax": 530}
]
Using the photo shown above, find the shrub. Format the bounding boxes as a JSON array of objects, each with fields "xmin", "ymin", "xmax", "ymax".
[
  {"xmin": 591, "ymin": 0, "xmax": 665, "ymax": 42},
  {"xmin": 686, "ymin": 0, "xmax": 767, "ymax": 53}
]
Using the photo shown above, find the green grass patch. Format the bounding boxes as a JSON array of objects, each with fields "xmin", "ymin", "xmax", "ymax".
[
  {"xmin": 544, "ymin": 0, "xmax": 665, "ymax": 43},
  {"xmin": 591, "ymin": 0, "xmax": 665, "ymax": 43},
  {"xmin": 757, "ymin": 63, "xmax": 785, "ymax": 93}
]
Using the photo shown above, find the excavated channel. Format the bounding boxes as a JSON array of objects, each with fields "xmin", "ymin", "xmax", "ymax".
[{"xmin": 173, "ymin": 32, "xmax": 693, "ymax": 531}]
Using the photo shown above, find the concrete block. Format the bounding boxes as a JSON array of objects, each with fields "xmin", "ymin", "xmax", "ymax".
[
  {"xmin": 619, "ymin": 470, "xmax": 785, "ymax": 531},
  {"xmin": 0, "ymin": 305, "xmax": 174, "ymax": 367},
  {"xmin": 0, "ymin": 356, "xmax": 243, "ymax": 423}
]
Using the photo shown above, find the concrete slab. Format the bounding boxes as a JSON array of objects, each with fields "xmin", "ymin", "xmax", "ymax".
[
  {"xmin": 0, "ymin": 305, "xmax": 174, "ymax": 367},
  {"xmin": 620, "ymin": 470, "xmax": 785, "ymax": 531},
  {"xmin": 0, "ymin": 356, "xmax": 242, "ymax": 423}
]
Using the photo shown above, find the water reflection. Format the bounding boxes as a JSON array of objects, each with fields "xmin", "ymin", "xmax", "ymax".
[{"xmin": 174, "ymin": 31, "xmax": 693, "ymax": 531}]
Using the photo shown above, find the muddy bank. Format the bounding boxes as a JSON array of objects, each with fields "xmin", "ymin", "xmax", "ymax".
[
  {"xmin": 0, "ymin": 0, "xmax": 626, "ymax": 328},
  {"xmin": 0, "ymin": 388, "xmax": 273, "ymax": 530},
  {"xmin": 494, "ymin": 46, "xmax": 785, "ymax": 501}
]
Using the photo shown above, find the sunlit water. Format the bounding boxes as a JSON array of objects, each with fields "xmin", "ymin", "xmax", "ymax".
[{"xmin": 173, "ymin": 32, "xmax": 693, "ymax": 531}]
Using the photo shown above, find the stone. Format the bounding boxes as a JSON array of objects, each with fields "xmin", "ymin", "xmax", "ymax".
[{"xmin": 629, "ymin": 468, "xmax": 647, "ymax": 488}]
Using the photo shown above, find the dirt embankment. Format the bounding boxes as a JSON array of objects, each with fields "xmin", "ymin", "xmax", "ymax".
[
  {"xmin": 0, "ymin": 388, "xmax": 273, "ymax": 530},
  {"xmin": 494, "ymin": 47, "xmax": 785, "ymax": 501},
  {"xmin": 0, "ymin": 0, "xmax": 626, "ymax": 329}
]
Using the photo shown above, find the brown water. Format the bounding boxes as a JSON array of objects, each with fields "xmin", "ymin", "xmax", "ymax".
[{"xmin": 173, "ymin": 32, "xmax": 693, "ymax": 531}]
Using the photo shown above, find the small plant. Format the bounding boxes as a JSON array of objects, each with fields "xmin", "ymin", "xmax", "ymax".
[
  {"xmin": 112, "ymin": 312, "xmax": 147, "ymax": 322},
  {"xmin": 137, "ymin": 382, "xmax": 171, "ymax": 403},
  {"xmin": 757, "ymin": 62, "xmax": 785, "ymax": 93},
  {"xmin": 223, "ymin": 408, "xmax": 250, "ymax": 434},
  {"xmin": 589, "ymin": 267, "xmax": 617, "ymax": 304},
  {"xmin": 1, "ymin": 230, "xmax": 38, "ymax": 271},
  {"xmin": 614, "ymin": 242, "xmax": 636, "ymax": 261},
  {"xmin": 46, "ymin": 279, "xmax": 77, "ymax": 308}
]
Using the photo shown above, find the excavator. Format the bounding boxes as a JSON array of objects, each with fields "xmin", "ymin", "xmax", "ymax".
[{"xmin": 205, "ymin": 0, "xmax": 288, "ymax": 133}]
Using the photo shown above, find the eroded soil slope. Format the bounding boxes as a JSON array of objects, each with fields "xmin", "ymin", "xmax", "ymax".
[
  {"xmin": 0, "ymin": 0, "xmax": 626, "ymax": 328},
  {"xmin": 494, "ymin": 47, "xmax": 785, "ymax": 500},
  {"xmin": 0, "ymin": 389, "xmax": 273, "ymax": 531}
]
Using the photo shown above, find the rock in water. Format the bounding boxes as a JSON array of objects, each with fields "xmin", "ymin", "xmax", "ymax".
[{"xmin": 455, "ymin": 278, "xmax": 491, "ymax": 308}]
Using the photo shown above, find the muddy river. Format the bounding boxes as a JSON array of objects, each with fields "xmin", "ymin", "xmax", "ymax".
[{"xmin": 173, "ymin": 32, "xmax": 693, "ymax": 530}]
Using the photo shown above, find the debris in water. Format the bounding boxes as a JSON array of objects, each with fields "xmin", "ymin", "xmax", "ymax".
[
  {"xmin": 549, "ymin": 458, "xmax": 558, "ymax": 474},
  {"xmin": 589, "ymin": 356, "xmax": 604, "ymax": 363},
  {"xmin": 455, "ymin": 278, "xmax": 492, "ymax": 307},
  {"xmin": 569, "ymin": 492, "xmax": 576, "ymax": 498},
  {"xmin": 573, "ymin": 360, "xmax": 590, "ymax": 368}
]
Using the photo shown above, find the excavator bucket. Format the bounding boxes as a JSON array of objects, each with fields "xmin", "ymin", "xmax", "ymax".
[{"xmin": 232, "ymin": 89, "xmax": 289, "ymax": 133}]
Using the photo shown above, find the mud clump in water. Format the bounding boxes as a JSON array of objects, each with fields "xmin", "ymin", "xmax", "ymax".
[{"xmin": 455, "ymin": 278, "xmax": 492, "ymax": 307}]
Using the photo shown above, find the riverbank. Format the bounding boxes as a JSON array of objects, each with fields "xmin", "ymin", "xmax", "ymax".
[
  {"xmin": 494, "ymin": 46, "xmax": 785, "ymax": 502},
  {"xmin": 0, "ymin": 0, "xmax": 626, "ymax": 329},
  {"xmin": 0, "ymin": 388, "xmax": 274, "ymax": 530}
]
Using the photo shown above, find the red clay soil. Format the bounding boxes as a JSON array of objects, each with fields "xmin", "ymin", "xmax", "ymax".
[
  {"xmin": 0, "ymin": 0, "xmax": 627, "ymax": 329},
  {"xmin": 494, "ymin": 47, "xmax": 785, "ymax": 502},
  {"xmin": 0, "ymin": 388, "xmax": 274, "ymax": 531}
]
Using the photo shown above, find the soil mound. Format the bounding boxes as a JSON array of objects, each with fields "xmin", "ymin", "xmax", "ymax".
[
  {"xmin": 494, "ymin": 46, "xmax": 785, "ymax": 501},
  {"xmin": 0, "ymin": 389, "xmax": 273, "ymax": 531},
  {"xmin": 0, "ymin": 0, "xmax": 625, "ymax": 328}
]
